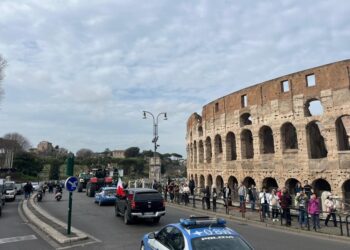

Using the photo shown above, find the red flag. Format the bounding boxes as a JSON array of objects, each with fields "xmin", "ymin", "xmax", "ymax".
[{"xmin": 116, "ymin": 178, "xmax": 125, "ymax": 196}]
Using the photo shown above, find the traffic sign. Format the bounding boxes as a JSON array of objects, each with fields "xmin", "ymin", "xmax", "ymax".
[{"xmin": 65, "ymin": 176, "xmax": 78, "ymax": 192}]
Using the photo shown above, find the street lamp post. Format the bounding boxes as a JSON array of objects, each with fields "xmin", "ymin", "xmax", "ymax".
[{"xmin": 143, "ymin": 111, "xmax": 167, "ymax": 182}]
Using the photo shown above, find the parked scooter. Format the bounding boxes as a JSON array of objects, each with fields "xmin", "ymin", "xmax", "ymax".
[
  {"xmin": 55, "ymin": 185, "xmax": 62, "ymax": 201},
  {"xmin": 37, "ymin": 189, "xmax": 43, "ymax": 202}
]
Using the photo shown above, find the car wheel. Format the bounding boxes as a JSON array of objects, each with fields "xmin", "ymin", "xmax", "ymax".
[
  {"xmin": 124, "ymin": 210, "xmax": 131, "ymax": 225},
  {"xmin": 153, "ymin": 217, "xmax": 160, "ymax": 224},
  {"xmin": 140, "ymin": 242, "xmax": 144, "ymax": 250}
]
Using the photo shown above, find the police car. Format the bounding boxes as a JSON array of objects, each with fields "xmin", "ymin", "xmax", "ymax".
[{"xmin": 140, "ymin": 216, "xmax": 253, "ymax": 250}]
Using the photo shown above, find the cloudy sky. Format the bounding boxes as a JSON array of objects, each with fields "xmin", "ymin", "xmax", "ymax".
[{"xmin": 0, "ymin": 0, "xmax": 349, "ymax": 156}]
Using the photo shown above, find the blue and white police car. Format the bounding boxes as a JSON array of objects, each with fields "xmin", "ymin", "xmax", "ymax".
[{"xmin": 140, "ymin": 216, "xmax": 253, "ymax": 250}]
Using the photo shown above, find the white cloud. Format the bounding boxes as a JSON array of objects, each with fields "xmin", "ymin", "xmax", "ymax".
[{"xmin": 0, "ymin": 0, "xmax": 350, "ymax": 156}]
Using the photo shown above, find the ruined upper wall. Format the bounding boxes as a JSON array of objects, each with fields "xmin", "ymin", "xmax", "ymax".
[{"xmin": 199, "ymin": 59, "xmax": 350, "ymax": 121}]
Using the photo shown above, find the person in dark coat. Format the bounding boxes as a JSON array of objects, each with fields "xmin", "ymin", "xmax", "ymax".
[
  {"xmin": 23, "ymin": 182, "xmax": 33, "ymax": 199},
  {"xmin": 280, "ymin": 187, "xmax": 292, "ymax": 226},
  {"xmin": 189, "ymin": 178, "xmax": 195, "ymax": 196},
  {"xmin": 205, "ymin": 185, "xmax": 211, "ymax": 209}
]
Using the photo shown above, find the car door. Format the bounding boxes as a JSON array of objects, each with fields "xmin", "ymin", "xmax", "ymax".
[{"xmin": 149, "ymin": 226, "xmax": 185, "ymax": 250}]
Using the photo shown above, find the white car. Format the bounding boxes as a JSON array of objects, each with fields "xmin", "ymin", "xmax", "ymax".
[
  {"xmin": 4, "ymin": 181, "xmax": 17, "ymax": 201},
  {"xmin": 32, "ymin": 182, "xmax": 39, "ymax": 191}
]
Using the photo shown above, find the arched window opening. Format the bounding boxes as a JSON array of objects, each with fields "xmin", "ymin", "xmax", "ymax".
[
  {"xmin": 306, "ymin": 121, "xmax": 327, "ymax": 159},
  {"xmin": 205, "ymin": 137, "xmax": 212, "ymax": 163},
  {"xmin": 285, "ymin": 178, "xmax": 300, "ymax": 195},
  {"xmin": 243, "ymin": 177, "xmax": 256, "ymax": 188},
  {"xmin": 281, "ymin": 122, "xmax": 298, "ymax": 151},
  {"xmin": 305, "ymin": 99, "xmax": 324, "ymax": 117},
  {"xmin": 259, "ymin": 126, "xmax": 275, "ymax": 154},
  {"xmin": 342, "ymin": 180, "xmax": 350, "ymax": 210},
  {"xmin": 207, "ymin": 174, "xmax": 213, "ymax": 188},
  {"xmin": 336, "ymin": 115, "xmax": 350, "ymax": 151},
  {"xmin": 198, "ymin": 126, "xmax": 203, "ymax": 137},
  {"xmin": 214, "ymin": 135, "xmax": 223, "ymax": 162},
  {"xmin": 190, "ymin": 143, "xmax": 193, "ymax": 162},
  {"xmin": 241, "ymin": 129, "xmax": 254, "ymax": 159},
  {"xmin": 262, "ymin": 177, "xmax": 278, "ymax": 192},
  {"xmin": 228, "ymin": 176, "xmax": 238, "ymax": 192},
  {"xmin": 193, "ymin": 141, "xmax": 197, "ymax": 164},
  {"xmin": 199, "ymin": 175, "xmax": 205, "ymax": 189},
  {"xmin": 215, "ymin": 176, "xmax": 224, "ymax": 191},
  {"xmin": 194, "ymin": 174, "xmax": 198, "ymax": 188},
  {"xmin": 226, "ymin": 132, "xmax": 237, "ymax": 161},
  {"xmin": 312, "ymin": 178, "xmax": 331, "ymax": 198},
  {"xmin": 240, "ymin": 113, "xmax": 252, "ymax": 127},
  {"xmin": 198, "ymin": 140, "xmax": 204, "ymax": 163}
]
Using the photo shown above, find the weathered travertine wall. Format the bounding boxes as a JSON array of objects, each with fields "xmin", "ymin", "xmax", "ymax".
[{"xmin": 186, "ymin": 59, "xmax": 350, "ymax": 203}]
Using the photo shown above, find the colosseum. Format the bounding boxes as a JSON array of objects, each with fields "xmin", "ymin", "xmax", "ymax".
[{"xmin": 186, "ymin": 59, "xmax": 350, "ymax": 207}]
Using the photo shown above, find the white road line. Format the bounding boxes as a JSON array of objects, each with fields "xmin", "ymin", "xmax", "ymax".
[{"xmin": 0, "ymin": 235, "xmax": 37, "ymax": 244}]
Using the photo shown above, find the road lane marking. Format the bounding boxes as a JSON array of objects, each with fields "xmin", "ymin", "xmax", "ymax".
[{"xmin": 0, "ymin": 235, "xmax": 37, "ymax": 244}]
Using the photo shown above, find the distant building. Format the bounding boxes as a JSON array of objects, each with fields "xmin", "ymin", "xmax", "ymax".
[
  {"xmin": 112, "ymin": 150, "xmax": 125, "ymax": 159},
  {"xmin": 37, "ymin": 141, "xmax": 54, "ymax": 154}
]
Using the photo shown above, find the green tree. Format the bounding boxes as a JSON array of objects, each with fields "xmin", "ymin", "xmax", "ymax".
[
  {"xmin": 13, "ymin": 152, "xmax": 43, "ymax": 176},
  {"xmin": 49, "ymin": 158, "xmax": 61, "ymax": 180},
  {"xmin": 124, "ymin": 147, "xmax": 140, "ymax": 158}
]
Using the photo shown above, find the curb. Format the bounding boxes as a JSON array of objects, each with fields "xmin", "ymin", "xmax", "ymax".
[
  {"xmin": 166, "ymin": 202, "xmax": 350, "ymax": 244},
  {"xmin": 21, "ymin": 194, "xmax": 88, "ymax": 244}
]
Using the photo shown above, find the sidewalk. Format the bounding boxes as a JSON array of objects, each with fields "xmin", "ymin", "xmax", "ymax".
[{"xmin": 166, "ymin": 196, "xmax": 348, "ymax": 239}]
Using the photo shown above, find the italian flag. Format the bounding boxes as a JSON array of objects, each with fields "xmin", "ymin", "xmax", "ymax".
[{"xmin": 116, "ymin": 178, "xmax": 125, "ymax": 196}]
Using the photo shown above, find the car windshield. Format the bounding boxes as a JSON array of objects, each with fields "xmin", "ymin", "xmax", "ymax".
[
  {"xmin": 4, "ymin": 183, "xmax": 15, "ymax": 190},
  {"xmin": 191, "ymin": 235, "xmax": 252, "ymax": 250},
  {"xmin": 135, "ymin": 192, "xmax": 162, "ymax": 201},
  {"xmin": 104, "ymin": 189, "xmax": 115, "ymax": 196}
]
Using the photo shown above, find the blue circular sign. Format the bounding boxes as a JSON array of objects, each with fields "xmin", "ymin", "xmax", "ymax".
[{"xmin": 65, "ymin": 176, "xmax": 78, "ymax": 192}]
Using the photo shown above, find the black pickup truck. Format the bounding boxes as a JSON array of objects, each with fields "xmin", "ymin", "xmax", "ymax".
[{"xmin": 115, "ymin": 188, "xmax": 165, "ymax": 224}]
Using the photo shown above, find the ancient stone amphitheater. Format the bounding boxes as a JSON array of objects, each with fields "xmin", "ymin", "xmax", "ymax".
[{"xmin": 186, "ymin": 59, "xmax": 350, "ymax": 206}]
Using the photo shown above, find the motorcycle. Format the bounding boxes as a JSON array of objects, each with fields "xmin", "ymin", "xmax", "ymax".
[
  {"xmin": 37, "ymin": 189, "xmax": 43, "ymax": 202},
  {"xmin": 55, "ymin": 191, "xmax": 62, "ymax": 201}
]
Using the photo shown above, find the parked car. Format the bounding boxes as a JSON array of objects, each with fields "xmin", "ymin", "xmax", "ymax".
[
  {"xmin": 31, "ymin": 182, "xmax": 39, "ymax": 191},
  {"xmin": 141, "ymin": 216, "xmax": 254, "ymax": 250},
  {"xmin": 4, "ymin": 181, "xmax": 17, "ymax": 201},
  {"xmin": 115, "ymin": 188, "xmax": 165, "ymax": 224},
  {"xmin": 94, "ymin": 186, "xmax": 117, "ymax": 206},
  {"xmin": 15, "ymin": 183, "xmax": 24, "ymax": 195}
]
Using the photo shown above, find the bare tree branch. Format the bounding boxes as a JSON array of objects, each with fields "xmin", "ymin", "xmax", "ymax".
[{"xmin": 3, "ymin": 132, "xmax": 32, "ymax": 151}]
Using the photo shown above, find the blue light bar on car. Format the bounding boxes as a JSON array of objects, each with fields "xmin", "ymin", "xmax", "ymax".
[{"xmin": 180, "ymin": 216, "xmax": 226, "ymax": 227}]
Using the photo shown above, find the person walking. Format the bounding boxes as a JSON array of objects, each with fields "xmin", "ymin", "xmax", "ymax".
[
  {"xmin": 238, "ymin": 182, "xmax": 247, "ymax": 212},
  {"xmin": 269, "ymin": 189, "xmax": 280, "ymax": 222},
  {"xmin": 303, "ymin": 180, "xmax": 313, "ymax": 198},
  {"xmin": 163, "ymin": 184, "xmax": 168, "ymax": 202},
  {"xmin": 259, "ymin": 188, "xmax": 270, "ymax": 219},
  {"xmin": 205, "ymin": 185, "xmax": 211, "ymax": 209},
  {"xmin": 308, "ymin": 193, "xmax": 321, "ymax": 230},
  {"xmin": 248, "ymin": 185, "xmax": 257, "ymax": 211},
  {"xmin": 183, "ymin": 183, "xmax": 190, "ymax": 206},
  {"xmin": 324, "ymin": 195, "xmax": 337, "ymax": 227},
  {"xmin": 280, "ymin": 188, "xmax": 292, "ymax": 226},
  {"xmin": 189, "ymin": 177, "xmax": 195, "ymax": 196},
  {"xmin": 212, "ymin": 187, "xmax": 217, "ymax": 212},
  {"xmin": 23, "ymin": 182, "xmax": 33, "ymax": 200},
  {"xmin": 296, "ymin": 191, "xmax": 308, "ymax": 228},
  {"xmin": 169, "ymin": 182, "xmax": 174, "ymax": 203},
  {"xmin": 223, "ymin": 183, "xmax": 231, "ymax": 207}
]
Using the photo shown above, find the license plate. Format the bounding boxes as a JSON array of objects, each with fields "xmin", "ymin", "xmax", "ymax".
[{"xmin": 144, "ymin": 212, "xmax": 154, "ymax": 215}]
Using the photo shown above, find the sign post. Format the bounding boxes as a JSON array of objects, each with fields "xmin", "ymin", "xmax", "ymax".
[{"xmin": 65, "ymin": 176, "xmax": 78, "ymax": 235}]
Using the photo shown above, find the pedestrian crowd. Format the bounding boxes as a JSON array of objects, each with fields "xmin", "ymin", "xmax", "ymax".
[{"xmin": 158, "ymin": 178, "xmax": 338, "ymax": 231}]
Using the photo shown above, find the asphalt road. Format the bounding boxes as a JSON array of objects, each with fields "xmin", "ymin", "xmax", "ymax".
[
  {"xmin": 0, "ymin": 195, "xmax": 52, "ymax": 250},
  {"xmin": 37, "ymin": 191, "xmax": 350, "ymax": 250}
]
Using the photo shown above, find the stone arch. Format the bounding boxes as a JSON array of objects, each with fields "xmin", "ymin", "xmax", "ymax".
[
  {"xmin": 199, "ymin": 175, "xmax": 205, "ymax": 189},
  {"xmin": 186, "ymin": 144, "xmax": 190, "ymax": 164},
  {"xmin": 243, "ymin": 176, "xmax": 256, "ymax": 188},
  {"xmin": 342, "ymin": 179, "xmax": 350, "ymax": 210},
  {"xmin": 228, "ymin": 176, "xmax": 238, "ymax": 190},
  {"xmin": 198, "ymin": 126, "xmax": 203, "ymax": 137},
  {"xmin": 241, "ymin": 129, "xmax": 254, "ymax": 159},
  {"xmin": 226, "ymin": 132, "xmax": 237, "ymax": 161},
  {"xmin": 285, "ymin": 178, "xmax": 300, "ymax": 195},
  {"xmin": 198, "ymin": 140, "xmax": 204, "ymax": 163},
  {"xmin": 215, "ymin": 175, "xmax": 224, "ymax": 191},
  {"xmin": 281, "ymin": 122, "xmax": 298, "ymax": 151},
  {"xmin": 193, "ymin": 140, "xmax": 197, "ymax": 164},
  {"xmin": 205, "ymin": 137, "xmax": 212, "ymax": 163},
  {"xmin": 240, "ymin": 113, "xmax": 252, "ymax": 127},
  {"xmin": 190, "ymin": 143, "xmax": 193, "ymax": 162},
  {"xmin": 207, "ymin": 174, "xmax": 213, "ymax": 188},
  {"xmin": 335, "ymin": 115, "xmax": 350, "ymax": 151},
  {"xmin": 259, "ymin": 126, "xmax": 275, "ymax": 154},
  {"xmin": 214, "ymin": 134, "xmax": 223, "ymax": 161},
  {"xmin": 304, "ymin": 98, "xmax": 324, "ymax": 117},
  {"xmin": 312, "ymin": 178, "xmax": 331, "ymax": 197},
  {"xmin": 262, "ymin": 177, "xmax": 278, "ymax": 192},
  {"xmin": 306, "ymin": 121, "xmax": 327, "ymax": 159}
]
